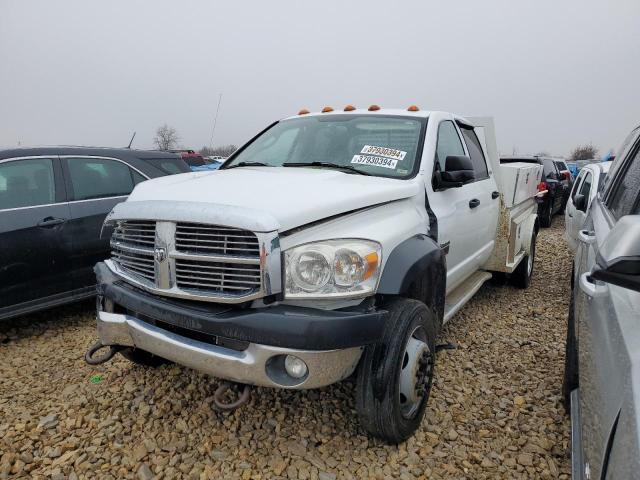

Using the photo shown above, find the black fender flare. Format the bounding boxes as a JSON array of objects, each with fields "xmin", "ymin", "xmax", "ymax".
[{"xmin": 377, "ymin": 234, "xmax": 446, "ymax": 323}]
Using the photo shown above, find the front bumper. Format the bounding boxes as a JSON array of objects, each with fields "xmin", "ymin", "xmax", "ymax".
[
  {"xmin": 97, "ymin": 310, "xmax": 362, "ymax": 389},
  {"xmin": 95, "ymin": 262, "xmax": 388, "ymax": 389}
]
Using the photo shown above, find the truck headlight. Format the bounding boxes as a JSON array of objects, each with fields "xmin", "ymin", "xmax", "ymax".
[{"xmin": 284, "ymin": 240, "xmax": 381, "ymax": 299}]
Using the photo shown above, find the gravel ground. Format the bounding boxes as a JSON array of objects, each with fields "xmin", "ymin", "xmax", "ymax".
[{"xmin": 0, "ymin": 218, "xmax": 572, "ymax": 480}]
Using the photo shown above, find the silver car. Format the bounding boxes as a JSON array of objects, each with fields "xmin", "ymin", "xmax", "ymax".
[
  {"xmin": 564, "ymin": 125, "xmax": 640, "ymax": 479},
  {"xmin": 564, "ymin": 161, "xmax": 612, "ymax": 251}
]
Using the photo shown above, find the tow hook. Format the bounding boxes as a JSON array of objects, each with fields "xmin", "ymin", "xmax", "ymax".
[
  {"xmin": 84, "ymin": 340, "xmax": 124, "ymax": 365},
  {"xmin": 212, "ymin": 381, "xmax": 252, "ymax": 411}
]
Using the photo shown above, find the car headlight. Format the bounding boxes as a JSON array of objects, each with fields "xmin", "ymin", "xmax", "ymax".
[{"xmin": 284, "ymin": 240, "xmax": 382, "ymax": 299}]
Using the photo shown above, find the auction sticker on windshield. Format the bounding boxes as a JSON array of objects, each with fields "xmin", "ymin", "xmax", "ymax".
[
  {"xmin": 360, "ymin": 145, "xmax": 406, "ymax": 160},
  {"xmin": 351, "ymin": 155, "xmax": 397, "ymax": 169}
]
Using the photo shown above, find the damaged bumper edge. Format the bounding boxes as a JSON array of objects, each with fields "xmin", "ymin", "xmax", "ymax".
[
  {"xmin": 96, "ymin": 310, "xmax": 362, "ymax": 389},
  {"xmin": 94, "ymin": 262, "xmax": 387, "ymax": 389}
]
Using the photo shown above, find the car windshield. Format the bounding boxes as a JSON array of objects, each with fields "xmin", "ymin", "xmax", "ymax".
[{"xmin": 224, "ymin": 115, "xmax": 426, "ymax": 178}]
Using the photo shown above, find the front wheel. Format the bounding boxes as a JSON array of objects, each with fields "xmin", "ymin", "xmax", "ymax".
[{"xmin": 355, "ymin": 299, "xmax": 438, "ymax": 444}]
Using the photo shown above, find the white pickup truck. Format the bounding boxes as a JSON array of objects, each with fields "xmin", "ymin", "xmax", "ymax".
[{"xmin": 87, "ymin": 107, "xmax": 541, "ymax": 443}]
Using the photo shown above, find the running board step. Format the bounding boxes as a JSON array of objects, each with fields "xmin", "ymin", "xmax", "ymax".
[{"xmin": 443, "ymin": 271, "xmax": 492, "ymax": 324}]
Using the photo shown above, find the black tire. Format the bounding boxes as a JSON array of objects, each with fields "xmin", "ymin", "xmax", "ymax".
[
  {"xmin": 120, "ymin": 348, "xmax": 170, "ymax": 367},
  {"xmin": 562, "ymin": 296, "xmax": 578, "ymax": 413},
  {"xmin": 540, "ymin": 204, "xmax": 552, "ymax": 228},
  {"xmin": 355, "ymin": 298, "xmax": 438, "ymax": 444},
  {"xmin": 511, "ymin": 231, "xmax": 536, "ymax": 289}
]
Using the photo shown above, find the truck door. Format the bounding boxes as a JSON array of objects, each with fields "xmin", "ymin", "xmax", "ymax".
[{"xmin": 427, "ymin": 120, "xmax": 498, "ymax": 293}]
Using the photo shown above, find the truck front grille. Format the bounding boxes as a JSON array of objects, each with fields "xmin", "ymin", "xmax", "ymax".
[
  {"xmin": 111, "ymin": 221, "xmax": 156, "ymax": 283},
  {"xmin": 109, "ymin": 220, "xmax": 266, "ymax": 303},
  {"xmin": 175, "ymin": 259, "xmax": 261, "ymax": 295},
  {"xmin": 175, "ymin": 223, "xmax": 260, "ymax": 257}
]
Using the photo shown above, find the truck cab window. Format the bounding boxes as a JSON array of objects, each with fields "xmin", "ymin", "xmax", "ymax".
[
  {"xmin": 0, "ymin": 158, "xmax": 55, "ymax": 210},
  {"xmin": 435, "ymin": 121, "xmax": 465, "ymax": 172},
  {"xmin": 460, "ymin": 127, "xmax": 489, "ymax": 180}
]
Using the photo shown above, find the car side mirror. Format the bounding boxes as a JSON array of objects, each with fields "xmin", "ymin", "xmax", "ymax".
[
  {"xmin": 574, "ymin": 193, "xmax": 587, "ymax": 212},
  {"xmin": 434, "ymin": 155, "xmax": 475, "ymax": 189},
  {"xmin": 590, "ymin": 215, "xmax": 640, "ymax": 293}
]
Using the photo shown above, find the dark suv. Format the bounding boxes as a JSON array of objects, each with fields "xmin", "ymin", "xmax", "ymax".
[
  {"xmin": 0, "ymin": 147, "xmax": 190, "ymax": 320},
  {"xmin": 501, "ymin": 156, "xmax": 572, "ymax": 227}
]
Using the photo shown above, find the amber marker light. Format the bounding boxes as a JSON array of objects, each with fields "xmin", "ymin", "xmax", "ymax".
[
  {"xmin": 368, "ymin": 104, "xmax": 381, "ymax": 111},
  {"xmin": 298, "ymin": 109, "xmax": 310, "ymax": 115},
  {"xmin": 363, "ymin": 252, "xmax": 379, "ymax": 280},
  {"xmin": 321, "ymin": 106, "xmax": 334, "ymax": 113},
  {"xmin": 344, "ymin": 104, "xmax": 356, "ymax": 111},
  {"xmin": 407, "ymin": 105, "xmax": 420, "ymax": 112}
]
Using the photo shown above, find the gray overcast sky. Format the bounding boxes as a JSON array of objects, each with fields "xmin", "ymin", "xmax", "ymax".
[{"xmin": 1, "ymin": 0, "xmax": 639, "ymax": 157}]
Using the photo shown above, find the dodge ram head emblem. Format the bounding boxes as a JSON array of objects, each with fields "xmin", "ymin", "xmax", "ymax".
[{"xmin": 154, "ymin": 247, "xmax": 166, "ymax": 262}]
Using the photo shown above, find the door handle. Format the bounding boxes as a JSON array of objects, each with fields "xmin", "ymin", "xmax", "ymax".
[
  {"xmin": 37, "ymin": 216, "xmax": 66, "ymax": 228},
  {"xmin": 469, "ymin": 199, "xmax": 480, "ymax": 209},
  {"xmin": 567, "ymin": 213, "xmax": 573, "ymax": 218},
  {"xmin": 491, "ymin": 191, "xmax": 500, "ymax": 199},
  {"xmin": 578, "ymin": 229, "xmax": 596, "ymax": 245}
]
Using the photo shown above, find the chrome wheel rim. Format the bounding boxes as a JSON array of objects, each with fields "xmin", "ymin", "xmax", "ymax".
[{"xmin": 399, "ymin": 327, "xmax": 433, "ymax": 419}]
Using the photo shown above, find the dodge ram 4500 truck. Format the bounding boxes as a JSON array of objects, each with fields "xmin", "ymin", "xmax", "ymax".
[{"xmin": 87, "ymin": 107, "xmax": 541, "ymax": 443}]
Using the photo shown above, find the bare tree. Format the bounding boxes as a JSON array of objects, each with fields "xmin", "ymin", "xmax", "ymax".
[
  {"xmin": 200, "ymin": 144, "xmax": 237, "ymax": 158},
  {"xmin": 569, "ymin": 143, "xmax": 599, "ymax": 161},
  {"xmin": 154, "ymin": 124, "xmax": 180, "ymax": 151}
]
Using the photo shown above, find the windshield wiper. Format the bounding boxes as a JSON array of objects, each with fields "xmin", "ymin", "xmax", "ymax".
[
  {"xmin": 283, "ymin": 161, "xmax": 371, "ymax": 176},
  {"xmin": 223, "ymin": 161, "xmax": 272, "ymax": 169}
]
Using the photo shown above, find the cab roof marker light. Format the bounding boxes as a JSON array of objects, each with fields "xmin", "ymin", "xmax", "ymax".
[
  {"xmin": 321, "ymin": 106, "xmax": 334, "ymax": 113},
  {"xmin": 344, "ymin": 104, "xmax": 356, "ymax": 111},
  {"xmin": 407, "ymin": 105, "xmax": 420, "ymax": 112},
  {"xmin": 368, "ymin": 104, "xmax": 381, "ymax": 111},
  {"xmin": 298, "ymin": 109, "xmax": 310, "ymax": 115}
]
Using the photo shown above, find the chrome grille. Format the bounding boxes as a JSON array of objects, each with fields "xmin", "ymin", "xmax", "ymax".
[
  {"xmin": 109, "ymin": 220, "xmax": 267, "ymax": 302},
  {"xmin": 110, "ymin": 221, "xmax": 156, "ymax": 282},
  {"xmin": 175, "ymin": 223, "xmax": 260, "ymax": 257},
  {"xmin": 175, "ymin": 259, "xmax": 261, "ymax": 294}
]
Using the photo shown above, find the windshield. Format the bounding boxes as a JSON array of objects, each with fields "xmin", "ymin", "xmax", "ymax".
[{"xmin": 224, "ymin": 115, "xmax": 426, "ymax": 178}]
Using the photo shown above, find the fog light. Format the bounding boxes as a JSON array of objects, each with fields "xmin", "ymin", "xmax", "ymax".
[{"xmin": 284, "ymin": 355, "xmax": 308, "ymax": 379}]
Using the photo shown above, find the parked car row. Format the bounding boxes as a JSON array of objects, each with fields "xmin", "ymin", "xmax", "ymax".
[
  {"xmin": 0, "ymin": 147, "xmax": 191, "ymax": 320},
  {"xmin": 2, "ymin": 113, "xmax": 639, "ymax": 472},
  {"xmin": 562, "ymin": 125, "xmax": 640, "ymax": 479}
]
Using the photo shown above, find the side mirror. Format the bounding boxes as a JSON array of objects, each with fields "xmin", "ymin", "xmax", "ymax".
[
  {"xmin": 590, "ymin": 215, "xmax": 640, "ymax": 293},
  {"xmin": 435, "ymin": 155, "xmax": 475, "ymax": 189},
  {"xmin": 574, "ymin": 193, "xmax": 587, "ymax": 212}
]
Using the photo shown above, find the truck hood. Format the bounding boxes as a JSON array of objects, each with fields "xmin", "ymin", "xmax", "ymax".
[{"xmin": 124, "ymin": 166, "xmax": 419, "ymax": 232}]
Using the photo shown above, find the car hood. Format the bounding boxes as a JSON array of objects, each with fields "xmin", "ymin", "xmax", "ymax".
[{"xmin": 125, "ymin": 166, "xmax": 419, "ymax": 232}]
